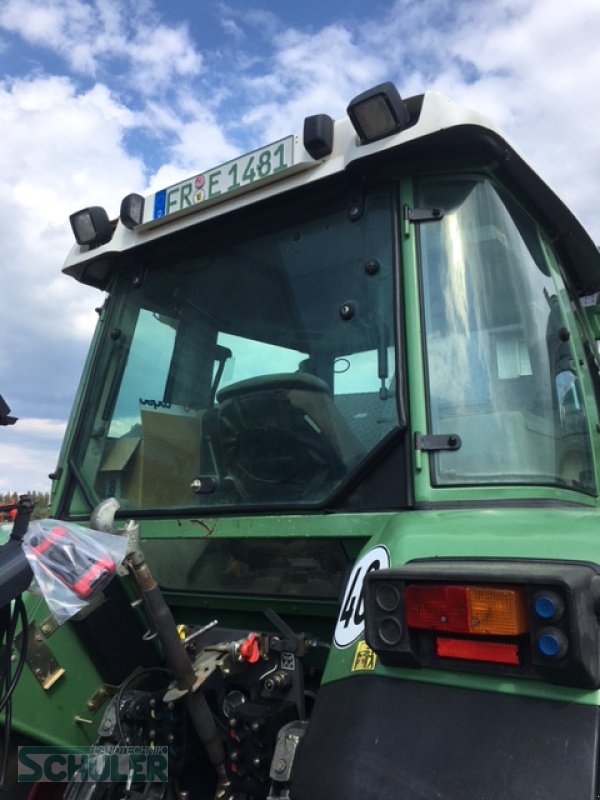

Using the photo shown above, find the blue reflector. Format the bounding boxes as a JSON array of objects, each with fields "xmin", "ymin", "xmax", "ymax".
[
  {"xmin": 537, "ymin": 630, "xmax": 568, "ymax": 659},
  {"xmin": 534, "ymin": 596, "xmax": 558, "ymax": 619},
  {"xmin": 533, "ymin": 590, "xmax": 564, "ymax": 623},
  {"xmin": 539, "ymin": 634, "xmax": 561, "ymax": 656}
]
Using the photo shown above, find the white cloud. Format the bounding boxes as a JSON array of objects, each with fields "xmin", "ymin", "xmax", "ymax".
[
  {"xmin": 11, "ymin": 419, "xmax": 67, "ymax": 439},
  {"xmin": 0, "ymin": 0, "xmax": 203, "ymax": 94},
  {"xmin": 0, "ymin": 76, "xmax": 142, "ymax": 211},
  {"xmin": 0, "ymin": 433, "xmax": 64, "ymax": 494},
  {"xmin": 0, "ymin": 73, "xmax": 145, "ymax": 434},
  {"xmin": 234, "ymin": 24, "xmax": 386, "ymax": 143},
  {"xmin": 165, "ymin": 97, "xmax": 241, "ymax": 173},
  {"xmin": 220, "ymin": 17, "xmax": 245, "ymax": 43},
  {"xmin": 0, "ymin": 1, "xmax": 75, "ymax": 51},
  {"xmin": 125, "ymin": 23, "xmax": 203, "ymax": 92},
  {"xmin": 217, "ymin": 4, "xmax": 281, "ymax": 41},
  {"xmin": 442, "ymin": 0, "xmax": 600, "ymax": 239}
]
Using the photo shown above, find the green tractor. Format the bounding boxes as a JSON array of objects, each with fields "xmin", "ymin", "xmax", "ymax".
[{"xmin": 4, "ymin": 82, "xmax": 600, "ymax": 799}]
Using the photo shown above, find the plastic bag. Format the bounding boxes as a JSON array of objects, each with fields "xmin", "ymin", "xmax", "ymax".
[{"xmin": 23, "ymin": 520, "xmax": 128, "ymax": 624}]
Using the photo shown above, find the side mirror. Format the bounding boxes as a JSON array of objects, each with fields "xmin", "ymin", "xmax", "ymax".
[{"xmin": 0, "ymin": 393, "xmax": 17, "ymax": 426}]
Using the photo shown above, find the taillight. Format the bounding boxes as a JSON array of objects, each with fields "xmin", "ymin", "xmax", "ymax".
[
  {"xmin": 405, "ymin": 585, "xmax": 528, "ymax": 636},
  {"xmin": 364, "ymin": 560, "xmax": 600, "ymax": 688}
]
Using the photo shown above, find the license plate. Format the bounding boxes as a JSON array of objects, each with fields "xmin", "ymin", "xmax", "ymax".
[{"xmin": 151, "ymin": 136, "xmax": 295, "ymax": 221}]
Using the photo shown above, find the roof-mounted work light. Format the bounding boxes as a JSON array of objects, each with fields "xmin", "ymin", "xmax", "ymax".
[
  {"xmin": 69, "ymin": 206, "xmax": 112, "ymax": 247},
  {"xmin": 347, "ymin": 82, "xmax": 410, "ymax": 144},
  {"xmin": 120, "ymin": 193, "xmax": 145, "ymax": 229}
]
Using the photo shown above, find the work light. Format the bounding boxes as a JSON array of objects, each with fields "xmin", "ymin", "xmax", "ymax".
[
  {"xmin": 120, "ymin": 193, "xmax": 145, "ymax": 229},
  {"xmin": 303, "ymin": 114, "xmax": 334, "ymax": 159},
  {"xmin": 69, "ymin": 206, "xmax": 112, "ymax": 247},
  {"xmin": 347, "ymin": 82, "xmax": 410, "ymax": 144}
]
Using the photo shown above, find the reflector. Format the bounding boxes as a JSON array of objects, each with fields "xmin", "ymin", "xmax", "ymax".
[
  {"xmin": 533, "ymin": 591, "xmax": 564, "ymax": 622},
  {"xmin": 436, "ymin": 637, "xmax": 520, "ymax": 665},
  {"xmin": 536, "ymin": 628, "xmax": 569, "ymax": 659}
]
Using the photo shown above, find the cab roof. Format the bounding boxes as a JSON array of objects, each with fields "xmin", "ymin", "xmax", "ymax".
[{"xmin": 63, "ymin": 90, "xmax": 600, "ymax": 296}]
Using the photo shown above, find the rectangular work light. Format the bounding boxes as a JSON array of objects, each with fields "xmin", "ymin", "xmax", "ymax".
[
  {"xmin": 346, "ymin": 82, "xmax": 410, "ymax": 144},
  {"xmin": 120, "ymin": 193, "xmax": 145, "ymax": 229},
  {"xmin": 69, "ymin": 206, "xmax": 112, "ymax": 247}
]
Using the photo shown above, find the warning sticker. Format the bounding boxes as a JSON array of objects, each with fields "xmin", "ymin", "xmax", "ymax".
[{"xmin": 351, "ymin": 641, "xmax": 377, "ymax": 672}]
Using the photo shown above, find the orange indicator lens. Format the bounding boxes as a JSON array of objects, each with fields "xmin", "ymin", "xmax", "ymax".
[
  {"xmin": 405, "ymin": 584, "xmax": 529, "ymax": 636},
  {"xmin": 468, "ymin": 586, "xmax": 528, "ymax": 635}
]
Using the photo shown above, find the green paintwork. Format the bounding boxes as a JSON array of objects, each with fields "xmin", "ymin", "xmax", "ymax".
[
  {"xmin": 585, "ymin": 305, "xmax": 600, "ymax": 340},
  {"xmin": 10, "ymin": 593, "xmax": 106, "ymax": 745},
  {"xmin": 328, "ymin": 651, "xmax": 600, "ymax": 706},
  {"xmin": 50, "ymin": 308, "xmax": 108, "ymax": 516},
  {"xmin": 322, "ymin": 504, "xmax": 600, "ymax": 704}
]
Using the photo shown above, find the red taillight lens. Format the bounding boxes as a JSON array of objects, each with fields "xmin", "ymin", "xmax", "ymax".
[
  {"xmin": 405, "ymin": 585, "xmax": 470, "ymax": 632},
  {"xmin": 405, "ymin": 584, "xmax": 528, "ymax": 636}
]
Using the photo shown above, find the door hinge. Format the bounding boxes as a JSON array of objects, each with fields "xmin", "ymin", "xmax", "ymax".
[
  {"xmin": 403, "ymin": 204, "xmax": 445, "ymax": 236},
  {"xmin": 16, "ymin": 622, "xmax": 65, "ymax": 690},
  {"xmin": 415, "ymin": 432, "xmax": 461, "ymax": 452}
]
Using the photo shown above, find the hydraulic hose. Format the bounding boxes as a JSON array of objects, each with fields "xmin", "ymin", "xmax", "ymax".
[{"xmin": 128, "ymin": 558, "xmax": 227, "ymax": 778}]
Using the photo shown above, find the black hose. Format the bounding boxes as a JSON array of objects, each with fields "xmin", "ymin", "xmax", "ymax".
[{"xmin": 0, "ymin": 596, "xmax": 28, "ymax": 789}]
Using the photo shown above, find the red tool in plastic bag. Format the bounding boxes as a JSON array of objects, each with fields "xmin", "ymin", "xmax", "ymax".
[
  {"xmin": 28, "ymin": 525, "xmax": 117, "ymax": 599},
  {"xmin": 24, "ymin": 520, "xmax": 128, "ymax": 623}
]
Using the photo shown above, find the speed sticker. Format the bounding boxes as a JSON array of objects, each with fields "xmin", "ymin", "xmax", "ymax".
[{"xmin": 334, "ymin": 545, "xmax": 390, "ymax": 648}]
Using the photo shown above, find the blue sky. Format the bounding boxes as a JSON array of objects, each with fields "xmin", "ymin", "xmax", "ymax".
[{"xmin": 1, "ymin": 0, "xmax": 600, "ymax": 494}]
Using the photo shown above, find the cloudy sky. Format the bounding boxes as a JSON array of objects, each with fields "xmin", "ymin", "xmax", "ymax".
[{"xmin": 1, "ymin": 0, "xmax": 600, "ymax": 495}]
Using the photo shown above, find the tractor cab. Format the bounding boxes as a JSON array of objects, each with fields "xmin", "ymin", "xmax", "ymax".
[{"xmin": 9, "ymin": 84, "xmax": 600, "ymax": 800}]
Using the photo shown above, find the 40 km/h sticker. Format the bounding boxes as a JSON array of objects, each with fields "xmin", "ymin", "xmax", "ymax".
[{"xmin": 334, "ymin": 545, "xmax": 390, "ymax": 648}]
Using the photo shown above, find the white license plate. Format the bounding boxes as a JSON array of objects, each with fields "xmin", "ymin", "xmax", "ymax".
[{"xmin": 152, "ymin": 136, "xmax": 295, "ymax": 220}]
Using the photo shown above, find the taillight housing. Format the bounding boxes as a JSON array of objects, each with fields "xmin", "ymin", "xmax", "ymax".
[{"xmin": 364, "ymin": 560, "xmax": 600, "ymax": 688}]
